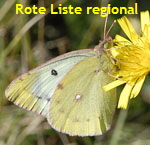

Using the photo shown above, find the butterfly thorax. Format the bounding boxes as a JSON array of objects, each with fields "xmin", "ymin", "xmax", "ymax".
[{"xmin": 94, "ymin": 37, "xmax": 114, "ymax": 73}]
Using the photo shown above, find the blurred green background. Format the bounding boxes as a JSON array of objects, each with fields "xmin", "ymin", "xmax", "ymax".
[{"xmin": 0, "ymin": 0, "xmax": 150, "ymax": 145}]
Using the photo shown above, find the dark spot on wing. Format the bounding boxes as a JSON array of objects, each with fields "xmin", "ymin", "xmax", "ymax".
[
  {"xmin": 94, "ymin": 68, "xmax": 102, "ymax": 73},
  {"xmin": 37, "ymin": 96, "xmax": 42, "ymax": 99},
  {"xmin": 28, "ymin": 72, "xmax": 32, "ymax": 75},
  {"xmin": 74, "ymin": 119, "xmax": 79, "ymax": 122},
  {"xmin": 59, "ymin": 109, "xmax": 64, "ymax": 113},
  {"xmin": 47, "ymin": 98, "xmax": 51, "ymax": 101},
  {"xmin": 20, "ymin": 78, "xmax": 24, "ymax": 81},
  {"xmin": 36, "ymin": 95, "xmax": 50, "ymax": 101},
  {"xmin": 51, "ymin": 69, "xmax": 58, "ymax": 76},
  {"xmin": 86, "ymin": 119, "xmax": 90, "ymax": 122},
  {"xmin": 57, "ymin": 84, "xmax": 64, "ymax": 89},
  {"xmin": 56, "ymin": 100, "xmax": 60, "ymax": 104}
]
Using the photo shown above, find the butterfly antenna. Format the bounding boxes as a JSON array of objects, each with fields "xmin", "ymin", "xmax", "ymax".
[
  {"xmin": 105, "ymin": 20, "xmax": 117, "ymax": 39},
  {"xmin": 103, "ymin": 10, "xmax": 109, "ymax": 40}
]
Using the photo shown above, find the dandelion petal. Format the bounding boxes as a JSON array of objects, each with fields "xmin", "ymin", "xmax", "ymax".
[
  {"xmin": 117, "ymin": 16, "xmax": 139, "ymax": 43},
  {"xmin": 103, "ymin": 80, "xmax": 125, "ymax": 91},
  {"xmin": 118, "ymin": 84, "xmax": 133, "ymax": 109},
  {"xmin": 130, "ymin": 75, "xmax": 146, "ymax": 99},
  {"xmin": 141, "ymin": 11, "xmax": 150, "ymax": 33},
  {"xmin": 115, "ymin": 35, "xmax": 131, "ymax": 45}
]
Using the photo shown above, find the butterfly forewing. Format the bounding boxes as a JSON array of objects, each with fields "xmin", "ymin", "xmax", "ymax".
[
  {"xmin": 5, "ymin": 50, "xmax": 96, "ymax": 116},
  {"xmin": 48, "ymin": 54, "xmax": 116, "ymax": 136}
]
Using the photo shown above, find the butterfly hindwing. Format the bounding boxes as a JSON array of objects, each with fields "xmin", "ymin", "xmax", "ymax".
[
  {"xmin": 5, "ymin": 49, "xmax": 96, "ymax": 116},
  {"xmin": 48, "ymin": 54, "xmax": 116, "ymax": 136}
]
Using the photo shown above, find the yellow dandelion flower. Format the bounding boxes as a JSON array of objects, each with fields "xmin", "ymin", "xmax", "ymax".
[{"xmin": 103, "ymin": 11, "xmax": 150, "ymax": 109}]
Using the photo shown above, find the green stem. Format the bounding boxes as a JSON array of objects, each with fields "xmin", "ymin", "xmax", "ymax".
[{"xmin": 109, "ymin": 109, "xmax": 128, "ymax": 145}]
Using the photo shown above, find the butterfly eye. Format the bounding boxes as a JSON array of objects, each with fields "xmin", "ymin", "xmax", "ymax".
[{"xmin": 51, "ymin": 69, "xmax": 58, "ymax": 76}]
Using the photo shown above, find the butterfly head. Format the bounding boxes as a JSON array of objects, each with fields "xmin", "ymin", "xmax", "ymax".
[{"xmin": 94, "ymin": 36, "xmax": 113, "ymax": 55}]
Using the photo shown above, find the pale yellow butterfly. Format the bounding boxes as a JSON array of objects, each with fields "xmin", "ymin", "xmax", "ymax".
[{"xmin": 5, "ymin": 20, "xmax": 116, "ymax": 137}]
